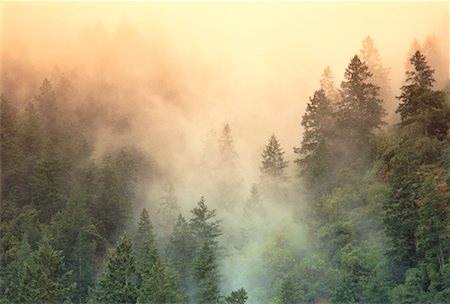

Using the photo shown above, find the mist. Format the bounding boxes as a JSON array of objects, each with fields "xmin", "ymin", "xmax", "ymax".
[{"xmin": 1, "ymin": 1, "xmax": 449, "ymax": 303}]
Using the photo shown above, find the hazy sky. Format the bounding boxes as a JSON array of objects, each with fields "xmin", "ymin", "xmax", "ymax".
[{"xmin": 1, "ymin": 1, "xmax": 449, "ymax": 184}]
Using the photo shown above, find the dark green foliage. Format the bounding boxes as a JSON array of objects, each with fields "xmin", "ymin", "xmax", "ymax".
[
  {"xmin": 166, "ymin": 215, "xmax": 197, "ymax": 298},
  {"xmin": 397, "ymin": 51, "xmax": 449, "ymax": 139},
  {"xmin": 336, "ymin": 55, "xmax": 386, "ymax": 157},
  {"xmin": 138, "ymin": 258, "xmax": 186, "ymax": 304},
  {"xmin": 278, "ymin": 275, "xmax": 304, "ymax": 304},
  {"xmin": 19, "ymin": 235, "xmax": 74, "ymax": 303},
  {"xmin": 192, "ymin": 239, "xmax": 221, "ymax": 304},
  {"xmin": 50, "ymin": 184, "xmax": 98, "ymax": 303},
  {"xmin": 224, "ymin": 288, "xmax": 248, "ymax": 304},
  {"xmin": 295, "ymin": 89, "xmax": 335, "ymax": 189},
  {"xmin": 190, "ymin": 196, "xmax": 222, "ymax": 248},
  {"xmin": 89, "ymin": 235, "xmax": 138, "ymax": 304},
  {"xmin": 135, "ymin": 208, "xmax": 158, "ymax": 283}
]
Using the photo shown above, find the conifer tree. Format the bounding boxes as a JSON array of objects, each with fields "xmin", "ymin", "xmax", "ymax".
[
  {"xmin": 319, "ymin": 66, "xmax": 340, "ymax": 103},
  {"xmin": 30, "ymin": 140, "xmax": 65, "ymax": 223},
  {"xmin": 397, "ymin": 51, "xmax": 449, "ymax": 139},
  {"xmin": 295, "ymin": 89, "xmax": 335, "ymax": 189},
  {"xmin": 138, "ymin": 258, "xmax": 186, "ymax": 304},
  {"xmin": 360, "ymin": 36, "xmax": 391, "ymax": 100},
  {"xmin": 157, "ymin": 184, "xmax": 181, "ymax": 244},
  {"xmin": 166, "ymin": 215, "xmax": 197, "ymax": 299},
  {"xmin": 89, "ymin": 235, "xmax": 138, "ymax": 304},
  {"xmin": 219, "ymin": 123, "xmax": 239, "ymax": 166},
  {"xmin": 2, "ymin": 234, "xmax": 32, "ymax": 303},
  {"xmin": 260, "ymin": 134, "xmax": 288, "ymax": 180},
  {"xmin": 224, "ymin": 288, "xmax": 248, "ymax": 304},
  {"xmin": 336, "ymin": 55, "xmax": 386, "ymax": 157},
  {"xmin": 192, "ymin": 239, "xmax": 221, "ymax": 304},
  {"xmin": 135, "ymin": 208, "xmax": 158, "ymax": 283},
  {"xmin": 189, "ymin": 196, "xmax": 222, "ymax": 249},
  {"xmin": 50, "ymin": 184, "xmax": 98, "ymax": 303},
  {"xmin": 20, "ymin": 235, "xmax": 74, "ymax": 303}
]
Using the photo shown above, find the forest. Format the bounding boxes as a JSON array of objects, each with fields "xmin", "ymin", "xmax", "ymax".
[{"xmin": 1, "ymin": 2, "xmax": 450, "ymax": 304}]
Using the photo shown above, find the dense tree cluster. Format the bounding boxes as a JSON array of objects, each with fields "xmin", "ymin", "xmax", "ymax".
[{"xmin": 1, "ymin": 35, "xmax": 449, "ymax": 304}]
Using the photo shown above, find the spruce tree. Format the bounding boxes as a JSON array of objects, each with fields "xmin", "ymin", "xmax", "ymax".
[
  {"xmin": 397, "ymin": 51, "xmax": 449, "ymax": 139},
  {"xmin": 89, "ymin": 235, "xmax": 138, "ymax": 304},
  {"xmin": 260, "ymin": 134, "xmax": 288, "ymax": 180},
  {"xmin": 224, "ymin": 288, "xmax": 248, "ymax": 304},
  {"xmin": 138, "ymin": 258, "xmax": 186, "ymax": 304},
  {"xmin": 319, "ymin": 66, "xmax": 340, "ymax": 103},
  {"xmin": 20, "ymin": 235, "xmax": 74, "ymax": 303},
  {"xmin": 135, "ymin": 208, "xmax": 158, "ymax": 283},
  {"xmin": 166, "ymin": 215, "xmax": 197, "ymax": 299},
  {"xmin": 295, "ymin": 89, "xmax": 335, "ymax": 189},
  {"xmin": 50, "ymin": 184, "xmax": 98, "ymax": 303},
  {"xmin": 192, "ymin": 239, "xmax": 221, "ymax": 304},
  {"xmin": 337, "ymin": 55, "xmax": 386, "ymax": 154},
  {"xmin": 189, "ymin": 196, "xmax": 222, "ymax": 249}
]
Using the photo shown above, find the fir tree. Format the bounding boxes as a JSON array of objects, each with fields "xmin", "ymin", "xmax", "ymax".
[
  {"xmin": 319, "ymin": 66, "xmax": 340, "ymax": 103},
  {"xmin": 224, "ymin": 288, "xmax": 248, "ymax": 304},
  {"xmin": 192, "ymin": 239, "xmax": 221, "ymax": 304},
  {"xmin": 135, "ymin": 208, "xmax": 158, "ymax": 284},
  {"xmin": 89, "ymin": 235, "xmax": 138, "ymax": 304},
  {"xmin": 260, "ymin": 134, "xmax": 288, "ymax": 180},
  {"xmin": 20, "ymin": 235, "xmax": 74, "ymax": 303},
  {"xmin": 50, "ymin": 184, "xmax": 98, "ymax": 303},
  {"xmin": 397, "ymin": 51, "xmax": 449, "ymax": 139},
  {"xmin": 336, "ymin": 55, "xmax": 386, "ymax": 160},
  {"xmin": 166, "ymin": 215, "xmax": 197, "ymax": 299},
  {"xmin": 189, "ymin": 196, "xmax": 222, "ymax": 249}
]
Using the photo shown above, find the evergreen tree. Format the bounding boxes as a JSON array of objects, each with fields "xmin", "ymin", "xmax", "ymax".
[
  {"xmin": 278, "ymin": 275, "xmax": 304, "ymax": 304},
  {"xmin": 295, "ymin": 89, "xmax": 335, "ymax": 189},
  {"xmin": 337, "ymin": 55, "xmax": 386, "ymax": 155},
  {"xmin": 157, "ymin": 184, "xmax": 181, "ymax": 245},
  {"xmin": 319, "ymin": 66, "xmax": 340, "ymax": 103},
  {"xmin": 192, "ymin": 239, "xmax": 221, "ymax": 304},
  {"xmin": 189, "ymin": 196, "xmax": 222, "ymax": 249},
  {"xmin": 135, "ymin": 208, "xmax": 158, "ymax": 284},
  {"xmin": 50, "ymin": 184, "xmax": 98, "ymax": 303},
  {"xmin": 138, "ymin": 258, "xmax": 186, "ymax": 304},
  {"xmin": 31, "ymin": 140, "xmax": 65, "ymax": 223},
  {"xmin": 359, "ymin": 36, "xmax": 391, "ymax": 100},
  {"xmin": 260, "ymin": 134, "xmax": 288, "ymax": 180},
  {"xmin": 166, "ymin": 215, "xmax": 197, "ymax": 298},
  {"xmin": 224, "ymin": 288, "xmax": 248, "ymax": 304},
  {"xmin": 89, "ymin": 235, "xmax": 138, "ymax": 304},
  {"xmin": 219, "ymin": 123, "xmax": 239, "ymax": 166},
  {"xmin": 20, "ymin": 235, "xmax": 74, "ymax": 303},
  {"xmin": 397, "ymin": 51, "xmax": 449, "ymax": 139},
  {"xmin": 1, "ymin": 234, "xmax": 32, "ymax": 303}
]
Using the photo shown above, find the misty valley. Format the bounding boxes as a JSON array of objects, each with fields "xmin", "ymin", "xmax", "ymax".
[{"xmin": 1, "ymin": 2, "xmax": 450, "ymax": 304}]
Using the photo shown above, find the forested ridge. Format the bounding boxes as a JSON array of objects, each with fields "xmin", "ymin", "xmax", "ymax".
[{"xmin": 1, "ymin": 35, "xmax": 450, "ymax": 304}]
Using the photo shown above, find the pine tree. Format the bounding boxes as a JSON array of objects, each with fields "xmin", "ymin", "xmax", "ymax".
[
  {"xmin": 359, "ymin": 36, "xmax": 391, "ymax": 100},
  {"xmin": 278, "ymin": 275, "xmax": 304, "ymax": 304},
  {"xmin": 295, "ymin": 89, "xmax": 335, "ymax": 189},
  {"xmin": 157, "ymin": 184, "xmax": 181, "ymax": 245},
  {"xmin": 2, "ymin": 234, "xmax": 32, "ymax": 303},
  {"xmin": 30, "ymin": 140, "xmax": 65, "ymax": 223},
  {"xmin": 319, "ymin": 66, "xmax": 340, "ymax": 103},
  {"xmin": 166, "ymin": 215, "xmax": 197, "ymax": 299},
  {"xmin": 260, "ymin": 134, "xmax": 288, "ymax": 180},
  {"xmin": 224, "ymin": 288, "xmax": 248, "ymax": 304},
  {"xmin": 219, "ymin": 123, "xmax": 239, "ymax": 166},
  {"xmin": 192, "ymin": 239, "xmax": 221, "ymax": 304},
  {"xmin": 336, "ymin": 55, "xmax": 386, "ymax": 158},
  {"xmin": 20, "ymin": 235, "xmax": 74, "ymax": 303},
  {"xmin": 0, "ymin": 97, "xmax": 21, "ymax": 202},
  {"xmin": 50, "ymin": 184, "xmax": 98, "ymax": 303},
  {"xmin": 135, "ymin": 208, "xmax": 158, "ymax": 283},
  {"xmin": 189, "ymin": 196, "xmax": 222, "ymax": 249},
  {"xmin": 138, "ymin": 258, "xmax": 186, "ymax": 304},
  {"xmin": 397, "ymin": 51, "xmax": 449, "ymax": 139},
  {"xmin": 89, "ymin": 235, "xmax": 138, "ymax": 304}
]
